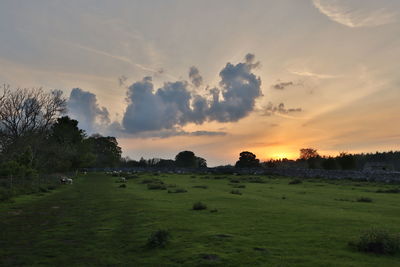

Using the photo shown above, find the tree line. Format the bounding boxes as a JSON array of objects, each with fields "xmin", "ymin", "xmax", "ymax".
[{"xmin": 0, "ymin": 86, "xmax": 122, "ymax": 182}]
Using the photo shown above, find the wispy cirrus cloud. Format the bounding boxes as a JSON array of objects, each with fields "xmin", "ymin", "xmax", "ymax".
[
  {"xmin": 312, "ymin": 0, "xmax": 397, "ymax": 28},
  {"xmin": 289, "ymin": 70, "xmax": 338, "ymax": 79}
]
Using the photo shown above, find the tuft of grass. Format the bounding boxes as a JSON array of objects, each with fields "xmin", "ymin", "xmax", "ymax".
[
  {"xmin": 231, "ymin": 184, "xmax": 246, "ymax": 188},
  {"xmin": 141, "ymin": 178, "xmax": 163, "ymax": 184},
  {"xmin": 192, "ymin": 201, "xmax": 207, "ymax": 210},
  {"xmin": 147, "ymin": 183, "xmax": 167, "ymax": 190},
  {"xmin": 356, "ymin": 197, "xmax": 373, "ymax": 203},
  {"xmin": 168, "ymin": 188, "xmax": 187, "ymax": 194},
  {"xmin": 349, "ymin": 228, "xmax": 400, "ymax": 255},
  {"xmin": 376, "ymin": 188, "xmax": 400, "ymax": 194},
  {"xmin": 192, "ymin": 185, "xmax": 208, "ymax": 189},
  {"xmin": 231, "ymin": 189, "xmax": 242, "ymax": 195},
  {"xmin": 147, "ymin": 230, "xmax": 171, "ymax": 248},
  {"xmin": 288, "ymin": 179, "xmax": 302, "ymax": 185},
  {"xmin": 119, "ymin": 184, "xmax": 126, "ymax": 188}
]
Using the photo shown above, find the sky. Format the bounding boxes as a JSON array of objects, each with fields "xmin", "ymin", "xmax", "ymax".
[{"xmin": 1, "ymin": 0, "xmax": 400, "ymax": 166}]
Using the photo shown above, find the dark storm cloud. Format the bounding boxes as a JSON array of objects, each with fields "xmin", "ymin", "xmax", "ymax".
[
  {"xmin": 67, "ymin": 88, "xmax": 110, "ymax": 133},
  {"xmin": 188, "ymin": 66, "xmax": 203, "ymax": 87}
]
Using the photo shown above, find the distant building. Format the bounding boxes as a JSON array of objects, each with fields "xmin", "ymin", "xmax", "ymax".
[{"xmin": 363, "ymin": 162, "xmax": 394, "ymax": 172}]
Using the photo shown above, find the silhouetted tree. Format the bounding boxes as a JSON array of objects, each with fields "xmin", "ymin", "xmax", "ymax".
[
  {"xmin": 235, "ymin": 151, "xmax": 260, "ymax": 168},
  {"xmin": 299, "ymin": 148, "xmax": 319, "ymax": 160},
  {"xmin": 175, "ymin": 151, "xmax": 197, "ymax": 168},
  {"xmin": 337, "ymin": 152, "xmax": 356, "ymax": 170},
  {"xmin": 322, "ymin": 157, "xmax": 339, "ymax": 170}
]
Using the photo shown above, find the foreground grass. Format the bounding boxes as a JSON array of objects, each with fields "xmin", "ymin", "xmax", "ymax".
[{"xmin": 1, "ymin": 173, "xmax": 400, "ymax": 266}]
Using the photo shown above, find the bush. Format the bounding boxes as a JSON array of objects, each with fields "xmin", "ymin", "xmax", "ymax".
[
  {"xmin": 231, "ymin": 189, "xmax": 242, "ymax": 195},
  {"xmin": 147, "ymin": 230, "xmax": 171, "ymax": 248},
  {"xmin": 119, "ymin": 184, "xmax": 126, "ymax": 188},
  {"xmin": 192, "ymin": 185, "xmax": 208, "ymax": 189},
  {"xmin": 288, "ymin": 179, "xmax": 302, "ymax": 185},
  {"xmin": 193, "ymin": 201, "xmax": 207, "ymax": 210},
  {"xmin": 349, "ymin": 228, "xmax": 400, "ymax": 254},
  {"xmin": 168, "ymin": 188, "xmax": 187, "ymax": 193},
  {"xmin": 229, "ymin": 178, "xmax": 241, "ymax": 183},
  {"xmin": 147, "ymin": 183, "xmax": 166, "ymax": 190},
  {"xmin": 356, "ymin": 197, "xmax": 373, "ymax": 203}
]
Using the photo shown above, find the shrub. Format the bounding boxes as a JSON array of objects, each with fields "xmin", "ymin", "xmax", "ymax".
[
  {"xmin": 356, "ymin": 197, "xmax": 373, "ymax": 203},
  {"xmin": 229, "ymin": 178, "xmax": 241, "ymax": 183},
  {"xmin": 147, "ymin": 230, "xmax": 171, "ymax": 248},
  {"xmin": 167, "ymin": 184, "xmax": 177, "ymax": 188},
  {"xmin": 349, "ymin": 228, "xmax": 400, "ymax": 254},
  {"xmin": 289, "ymin": 179, "xmax": 302, "ymax": 185},
  {"xmin": 147, "ymin": 183, "xmax": 166, "ymax": 190},
  {"xmin": 192, "ymin": 185, "xmax": 208, "ymax": 189},
  {"xmin": 231, "ymin": 189, "xmax": 242, "ymax": 195},
  {"xmin": 193, "ymin": 201, "xmax": 207, "ymax": 210},
  {"xmin": 119, "ymin": 184, "xmax": 126, "ymax": 188},
  {"xmin": 168, "ymin": 188, "xmax": 187, "ymax": 193},
  {"xmin": 210, "ymin": 209, "xmax": 218, "ymax": 213}
]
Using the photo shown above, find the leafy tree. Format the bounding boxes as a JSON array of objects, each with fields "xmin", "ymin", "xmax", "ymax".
[
  {"xmin": 196, "ymin": 157, "xmax": 207, "ymax": 168},
  {"xmin": 337, "ymin": 152, "xmax": 356, "ymax": 170},
  {"xmin": 322, "ymin": 157, "xmax": 339, "ymax": 170},
  {"xmin": 86, "ymin": 134, "xmax": 122, "ymax": 168},
  {"xmin": 175, "ymin": 151, "xmax": 197, "ymax": 168},
  {"xmin": 299, "ymin": 148, "xmax": 319, "ymax": 160},
  {"xmin": 39, "ymin": 116, "xmax": 90, "ymax": 172},
  {"xmin": 235, "ymin": 151, "xmax": 260, "ymax": 168}
]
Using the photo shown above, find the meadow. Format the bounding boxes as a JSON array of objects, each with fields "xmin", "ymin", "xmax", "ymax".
[{"xmin": 1, "ymin": 172, "xmax": 400, "ymax": 266}]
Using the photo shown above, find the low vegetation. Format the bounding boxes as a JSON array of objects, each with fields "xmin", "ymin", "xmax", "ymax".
[
  {"xmin": 349, "ymin": 228, "xmax": 400, "ymax": 255},
  {"xmin": 2, "ymin": 173, "xmax": 400, "ymax": 266}
]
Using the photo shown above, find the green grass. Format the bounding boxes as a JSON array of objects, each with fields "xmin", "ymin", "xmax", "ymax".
[{"xmin": 1, "ymin": 173, "xmax": 400, "ymax": 266}]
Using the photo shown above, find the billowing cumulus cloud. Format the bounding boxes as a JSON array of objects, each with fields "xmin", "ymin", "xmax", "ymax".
[
  {"xmin": 188, "ymin": 66, "xmax": 203, "ymax": 88},
  {"xmin": 67, "ymin": 88, "xmax": 110, "ymax": 133},
  {"xmin": 68, "ymin": 54, "xmax": 262, "ymax": 137},
  {"xmin": 121, "ymin": 53, "xmax": 262, "ymax": 133}
]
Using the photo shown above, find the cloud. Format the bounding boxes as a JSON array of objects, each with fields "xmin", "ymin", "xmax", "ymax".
[
  {"xmin": 290, "ymin": 70, "xmax": 338, "ymax": 79},
  {"xmin": 312, "ymin": 0, "xmax": 397, "ymax": 28},
  {"xmin": 262, "ymin": 102, "xmax": 302, "ymax": 116},
  {"xmin": 272, "ymin": 81, "xmax": 294, "ymax": 90},
  {"xmin": 67, "ymin": 88, "xmax": 110, "ymax": 133},
  {"xmin": 121, "ymin": 53, "xmax": 262, "ymax": 133},
  {"xmin": 188, "ymin": 66, "xmax": 203, "ymax": 87},
  {"xmin": 67, "ymin": 54, "xmax": 262, "ymax": 138}
]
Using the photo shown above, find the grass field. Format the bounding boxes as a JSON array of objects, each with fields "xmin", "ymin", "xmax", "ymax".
[{"xmin": 1, "ymin": 173, "xmax": 400, "ymax": 266}]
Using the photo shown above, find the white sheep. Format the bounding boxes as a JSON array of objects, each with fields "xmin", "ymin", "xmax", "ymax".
[{"xmin": 119, "ymin": 177, "xmax": 127, "ymax": 183}]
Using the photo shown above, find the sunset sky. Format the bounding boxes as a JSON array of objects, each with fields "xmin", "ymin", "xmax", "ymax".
[{"xmin": 1, "ymin": 0, "xmax": 399, "ymax": 166}]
